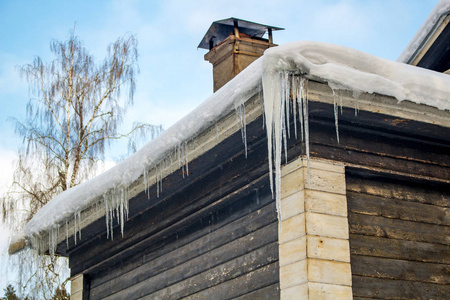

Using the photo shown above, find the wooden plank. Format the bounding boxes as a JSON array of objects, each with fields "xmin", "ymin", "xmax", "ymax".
[
  {"xmin": 89, "ymin": 183, "xmax": 274, "ymax": 289},
  {"xmin": 90, "ymin": 214, "xmax": 277, "ymax": 299},
  {"xmin": 305, "ymin": 118, "xmax": 450, "ymax": 181},
  {"xmin": 311, "ymin": 142, "xmax": 450, "ymax": 181},
  {"xmin": 233, "ymin": 283, "xmax": 279, "ymax": 300},
  {"xmin": 347, "ymin": 191, "xmax": 450, "ymax": 225},
  {"xmin": 179, "ymin": 262, "xmax": 280, "ymax": 300},
  {"xmin": 352, "ymin": 275, "xmax": 450, "ymax": 299},
  {"xmin": 346, "ymin": 172, "xmax": 449, "ymax": 207},
  {"xmin": 305, "ymin": 99, "xmax": 450, "ymax": 144},
  {"xmin": 348, "ymin": 213, "xmax": 450, "ymax": 245},
  {"xmin": 351, "ymin": 255, "xmax": 450, "ymax": 284},
  {"xmin": 310, "ymin": 117, "xmax": 450, "ymax": 167},
  {"xmin": 106, "ymin": 242, "xmax": 279, "ymax": 299},
  {"xmin": 349, "ymin": 234, "xmax": 450, "ymax": 264}
]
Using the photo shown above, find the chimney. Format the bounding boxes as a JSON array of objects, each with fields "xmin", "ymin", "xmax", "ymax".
[{"xmin": 199, "ymin": 18, "xmax": 284, "ymax": 92}]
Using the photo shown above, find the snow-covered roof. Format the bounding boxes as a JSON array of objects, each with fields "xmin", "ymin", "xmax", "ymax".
[
  {"xmin": 398, "ymin": 0, "xmax": 450, "ymax": 64},
  {"xmin": 264, "ymin": 41, "xmax": 450, "ymax": 111},
  {"xmin": 12, "ymin": 40, "xmax": 450, "ymax": 254},
  {"xmin": 18, "ymin": 56, "xmax": 263, "ymax": 243}
]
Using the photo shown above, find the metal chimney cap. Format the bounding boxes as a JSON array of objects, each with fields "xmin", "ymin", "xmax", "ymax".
[{"xmin": 198, "ymin": 17, "xmax": 284, "ymax": 50}]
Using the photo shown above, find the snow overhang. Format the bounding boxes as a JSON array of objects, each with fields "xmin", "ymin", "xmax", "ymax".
[{"xmin": 10, "ymin": 40, "xmax": 450, "ymax": 256}]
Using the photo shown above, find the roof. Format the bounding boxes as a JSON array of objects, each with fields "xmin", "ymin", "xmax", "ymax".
[
  {"xmin": 198, "ymin": 17, "xmax": 284, "ymax": 49},
  {"xmin": 10, "ymin": 41, "xmax": 450, "ymax": 255},
  {"xmin": 398, "ymin": 0, "xmax": 450, "ymax": 66}
]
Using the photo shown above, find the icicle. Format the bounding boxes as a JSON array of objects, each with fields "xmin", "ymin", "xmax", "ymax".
[
  {"xmin": 281, "ymin": 73, "xmax": 288, "ymax": 164},
  {"xmin": 302, "ymin": 78, "xmax": 311, "ymax": 185},
  {"xmin": 125, "ymin": 187, "xmax": 129, "ymax": 220},
  {"xmin": 236, "ymin": 104, "xmax": 248, "ymax": 158},
  {"xmin": 332, "ymin": 89, "xmax": 340, "ymax": 144},
  {"xmin": 285, "ymin": 72, "xmax": 291, "ymax": 139},
  {"xmin": 298, "ymin": 77, "xmax": 305, "ymax": 142},
  {"xmin": 263, "ymin": 69, "xmax": 283, "ymax": 223},
  {"xmin": 144, "ymin": 168, "xmax": 148, "ymax": 198},
  {"xmin": 73, "ymin": 211, "xmax": 77, "ymax": 245},
  {"xmin": 184, "ymin": 142, "xmax": 189, "ymax": 176},
  {"xmin": 293, "ymin": 76, "xmax": 298, "ymax": 139},
  {"xmin": 48, "ymin": 227, "xmax": 57, "ymax": 265},
  {"xmin": 77, "ymin": 210, "xmax": 81, "ymax": 241},
  {"xmin": 65, "ymin": 219, "xmax": 69, "ymax": 249},
  {"xmin": 120, "ymin": 191, "xmax": 124, "ymax": 237},
  {"xmin": 178, "ymin": 144, "xmax": 187, "ymax": 179},
  {"xmin": 177, "ymin": 144, "xmax": 181, "ymax": 169},
  {"xmin": 160, "ymin": 164, "xmax": 163, "ymax": 193},
  {"xmin": 260, "ymin": 81, "xmax": 266, "ymax": 130},
  {"xmin": 156, "ymin": 166, "xmax": 160, "ymax": 198},
  {"xmin": 105, "ymin": 195, "xmax": 110, "ymax": 239},
  {"xmin": 242, "ymin": 105, "xmax": 247, "ymax": 158},
  {"xmin": 110, "ymin": 210, "xmax": 114, "ymax": 240}
]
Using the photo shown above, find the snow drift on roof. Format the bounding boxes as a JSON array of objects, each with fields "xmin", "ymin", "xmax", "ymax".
[
  {"xmin": 398, "ymin": 0, "xmax": 450, "ymax": 64},
  {"xmin": 17, "ymin": 41, "xmax": 450, "ymax": 249},
  {"xmin": 264, "ymin": 41, "xmax": 450, "ymax": 111}
]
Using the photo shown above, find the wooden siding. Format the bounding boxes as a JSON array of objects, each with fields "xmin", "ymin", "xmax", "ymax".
[
  {"xmin": 346, "ymin": 170, "xmax": 450, "ymax": 299},
  {"xmin": 63, "ymin": 95, "xmax": 450, "ymax": 299},
  {"xmin": 67, "ymin": 114, "xmax": 280, "ymax": 299},
  {"xmin": 88, "ymin": 193, "xmax": 279, "ymax": 299}
]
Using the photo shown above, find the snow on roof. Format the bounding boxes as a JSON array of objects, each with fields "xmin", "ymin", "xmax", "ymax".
[
  {"xmin": 264, "ymin": 41, "xmax": 450, "ymax": 111},
  {"xmin": 16, "ymin": 41, "xmax": 450, "ymax": 250},
  {"xmin": 398, "ymin": 0, "xmax": 450, "ymax": 64},
  {"xmin": 19, "ymin": 57, "xmax": 263, "ymax": 242}
]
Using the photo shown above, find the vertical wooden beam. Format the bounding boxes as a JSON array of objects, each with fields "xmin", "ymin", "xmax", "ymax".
[
  {"xmin": 233, "ymin": 19, "xmax": 240, "ymax": 38},
  {"xmin": 70, "ymin": 274, "xmax": 84, "ymax": 300},
  {"xmin": 268, "ymin": 28, "xmax": 273, "ymax": 44},
  {"xmin": 278, "ymin": 157, "xmax": 353, "ymax": 299},
  {"xmin": 70, "ymin": 273, "xmax": 89, "ymax": 299}
]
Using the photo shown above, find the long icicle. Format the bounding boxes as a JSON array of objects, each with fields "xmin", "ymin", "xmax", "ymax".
[{"xmin": 333, "ymin": 89, "xmax": 340, "ymax": 144}]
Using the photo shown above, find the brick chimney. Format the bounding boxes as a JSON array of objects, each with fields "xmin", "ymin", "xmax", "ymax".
[{"xmin": 199, "ymin": 18, "xmax": 284, "ymax": 92}]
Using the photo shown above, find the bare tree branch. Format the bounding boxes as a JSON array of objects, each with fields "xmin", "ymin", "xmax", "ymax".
[{"xmin": 2, "ymin": 28, "xmax": 162, "ymax": 299}]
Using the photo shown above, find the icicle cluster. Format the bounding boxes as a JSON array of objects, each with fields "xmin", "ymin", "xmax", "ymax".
[
  {"xmin": 263, "ymin": 71, "xmax": 310, "ymax": 223},
  {"xmin": 143, "ymin": 142, "xmax": 190, "ymax": 199},
  {"xmin": 104, "ymin": 187, "xmax": 129, "ymax": 240},
  {"xmin": 30, "ymin": 140, "xmax": 193, "ymax": 258}
]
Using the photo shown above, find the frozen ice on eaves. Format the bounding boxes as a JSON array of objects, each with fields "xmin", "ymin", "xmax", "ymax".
[{"xmin": 18, "ymin": 40, "xmax": 450, "ymax": 248}]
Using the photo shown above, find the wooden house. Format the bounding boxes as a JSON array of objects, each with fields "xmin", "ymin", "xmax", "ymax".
[{"xmin": 9, "ymin": 9, "xmax": 450, "ymax": 300}]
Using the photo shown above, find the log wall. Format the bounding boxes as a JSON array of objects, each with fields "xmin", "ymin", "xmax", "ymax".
[
  {"xmin": 67, "ymin": 115, "xmax": 280, "ymax": 299},
  {"xmin": 346, "ymin": 170, "xmax": 450, "ymax": 299}
]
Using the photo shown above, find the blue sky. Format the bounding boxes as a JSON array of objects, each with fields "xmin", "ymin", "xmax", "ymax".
[{"xmin": 0, "ymin": 0, "xmax": 441, "ymax": 291}]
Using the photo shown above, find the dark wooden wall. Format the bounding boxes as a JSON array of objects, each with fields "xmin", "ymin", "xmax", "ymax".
[
  {"xmin": 302, "ymin": 101, "xmax": 450, "ymax": 299},
  {"xmin": 66, "ymin": 114, "xmax": 280, "ymax": 299},
  {"xmin": 346, "ymin": 170, "xmax": 450, "ymax": 299},
  {"xmin": 63, "ymin": 98, "xmax": 449, "ymax": 299},
  {"xmin": 88, "ymin": 185, "xmax": 278, "ymax": 299}
]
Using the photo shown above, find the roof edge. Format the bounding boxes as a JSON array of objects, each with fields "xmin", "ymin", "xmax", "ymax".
[{"xmin": 398, "ymin": 0, "xmax": 450, "ymax": 64}]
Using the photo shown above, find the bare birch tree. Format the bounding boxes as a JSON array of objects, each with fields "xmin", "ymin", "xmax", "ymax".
[{"xmin": 1, "ymin": 29, "xmax": 161, "ymax": 299}]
